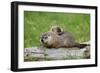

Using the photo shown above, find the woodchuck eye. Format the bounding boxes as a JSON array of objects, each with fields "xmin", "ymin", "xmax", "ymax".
[
  {"xmin": 41, "ymin": 34, "xmax": 48, "ymax": 43},
  {"xmin": 43, "ymin": 36, "xmax": 48, "ymax": 40}
]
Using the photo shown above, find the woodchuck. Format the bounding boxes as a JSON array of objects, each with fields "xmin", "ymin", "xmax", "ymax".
[{"xmin": 40, "ymin": 26, "xmax": 89, "ymax": 48}]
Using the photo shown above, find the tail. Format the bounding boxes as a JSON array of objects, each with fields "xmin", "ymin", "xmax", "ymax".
[{"xmin": 74, "ymin": 43, "xmax": 90, "ymax": 48}]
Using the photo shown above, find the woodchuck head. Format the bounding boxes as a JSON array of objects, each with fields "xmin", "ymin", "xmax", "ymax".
[
  {"xmin": 40, "ymin": 32, "xmax": 61, "ymax": 48},
  {"xmin": 50, "ymin": 26, "xmax": 63, "ymax": 35}
]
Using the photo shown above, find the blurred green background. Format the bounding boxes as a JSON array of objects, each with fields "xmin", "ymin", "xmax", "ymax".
[{"xmin": 24, "ymin": 11, "xmax": 90, "ymax": 48}]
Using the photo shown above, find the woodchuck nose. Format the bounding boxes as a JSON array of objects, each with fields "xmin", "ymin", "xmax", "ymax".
[{"xmin": 40, "ymin": 26, "xmax": 89, "ymax": 48}]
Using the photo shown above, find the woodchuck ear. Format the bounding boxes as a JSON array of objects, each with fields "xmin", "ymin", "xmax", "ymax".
[{"xmin": 50, "ymin": 26, "xmax": 63, "ymax": 33}]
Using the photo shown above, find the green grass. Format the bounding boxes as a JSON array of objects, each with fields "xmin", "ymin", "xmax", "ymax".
[{"xmin": 24, "ymin": 11, "xmax": 90, "ymax": 48}]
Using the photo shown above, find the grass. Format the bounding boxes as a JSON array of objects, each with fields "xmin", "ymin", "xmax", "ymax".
[{"xmin": 24, "ymin": 11, "xmax": 90, "ymax": 48}]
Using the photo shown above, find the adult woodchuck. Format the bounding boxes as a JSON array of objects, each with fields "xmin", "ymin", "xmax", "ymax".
[{"xmin": 40, "ymin": 26, "xmax": 89, "ymax": 48}]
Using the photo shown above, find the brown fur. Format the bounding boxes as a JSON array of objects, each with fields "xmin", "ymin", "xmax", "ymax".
[{"xmin": 40, "ymin": 26, "xmax": 89, "ymax": 48}]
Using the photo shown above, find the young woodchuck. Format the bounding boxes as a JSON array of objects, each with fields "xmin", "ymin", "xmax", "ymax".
[{"xmin": 40, "ymin": 26, "xmax": 89, "ymax": 48}]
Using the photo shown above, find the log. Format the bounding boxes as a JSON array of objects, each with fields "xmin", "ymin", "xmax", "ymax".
[{"xmin": 24, "ymin": 44, "xmax": 90, "ymax": 61}]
